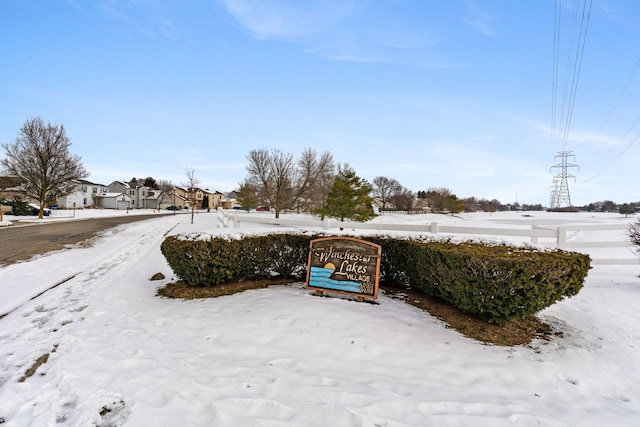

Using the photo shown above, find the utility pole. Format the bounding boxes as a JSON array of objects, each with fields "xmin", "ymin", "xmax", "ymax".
[{"xmin": 550, "ymin": 151, "xmax": 579, "ymax": 209}]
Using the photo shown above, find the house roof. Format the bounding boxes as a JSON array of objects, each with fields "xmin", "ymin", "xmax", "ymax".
[
  {"xmin": 76, "ymin": 179, "xmax": 107, "ymax": 187},
  {"xmin": 109, "ymin": 181, "xmax": 130, "ymax": 189},
  {"xmin": 170, "ymin": 186, "xmax": 227, "ymax": 198},
  {"xmin": 0, "ymin": 176, "xmax": 25, "ymax": 191},
  {"xmin": 165, "ymin": 191, "xmax": 188, "ymax": 202},
  {"xmin": 146, "ymin": 190, "xmax": 168, "ymax": 200}
]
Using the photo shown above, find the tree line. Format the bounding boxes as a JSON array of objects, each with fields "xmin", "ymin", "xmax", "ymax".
[
  {"xmin": 238, "ymin": 151, "xmax": 637, "ymax": 217},
  {"xmin": 236, "ymin": 148, "xmax": 548, "ymax": 219},
  {"xmin": 237, "ymin": 148, "xmax": 375, "ymax": 221},
  {"xmin": 2, "ymin": 118, "xmax": 636, "ymax": 221}
]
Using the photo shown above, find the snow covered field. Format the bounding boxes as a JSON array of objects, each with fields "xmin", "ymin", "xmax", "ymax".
[{"xmin": 0, "ymin": 209, "xmax": 639, "ymax": 426}]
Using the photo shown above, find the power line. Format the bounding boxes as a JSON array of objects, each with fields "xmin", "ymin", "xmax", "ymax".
[
  {"xmin": 596, "ymin": 56, "xmax": 640, "ymax": 134},
  {"xmin": 549, "ymin": 0, "xmax": 592, "ymax": 208},
  {"xmin": 550, "ymin": 1, "xmax": 639, "ymax": 193},
  {"xmin": 560, "ymin": 0, "xmax": 593, "ymax": 152},
  {"xmin": 579, "ymin": 56, "xmax": 640, "ymax": 182},
  {"xmin": 581, "ymin": 130, "xmax": 640, "ymax": 183},
  {"xmin": 550, "ymin": 0, "xmax": 561, "ymax": 144}
]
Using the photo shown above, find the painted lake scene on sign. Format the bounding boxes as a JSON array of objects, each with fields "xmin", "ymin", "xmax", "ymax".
[{"xmin": 306, "ymin": 237, "xmax": 382, "ymax": 299}]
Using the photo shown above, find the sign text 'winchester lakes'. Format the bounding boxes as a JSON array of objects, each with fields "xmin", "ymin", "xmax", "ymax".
[{"xmin": 306, "ymin": 237, "xmax": 382, "ymax": 299}]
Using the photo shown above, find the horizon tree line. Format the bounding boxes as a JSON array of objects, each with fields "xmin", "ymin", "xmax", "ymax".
[{"xmin": 1, "ymin": 118, "xmax": 637, "ymax": 219}]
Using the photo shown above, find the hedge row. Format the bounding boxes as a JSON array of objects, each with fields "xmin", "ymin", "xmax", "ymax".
[
  {"xmin": 160, "ymin": 234, "xmax": 312, "ymax": 286},
  {"xmin": 161, "ymin": 233, "xmax": 591, "ymax": 322},
  {"xmin": 368, "ymin": 237, "xmax": 590, "ymax": 321}
]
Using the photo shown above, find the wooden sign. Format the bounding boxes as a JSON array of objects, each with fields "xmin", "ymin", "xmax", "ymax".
[{"xmin": 306, "ymin": 237, "xmax": 381, "ymax": 299}]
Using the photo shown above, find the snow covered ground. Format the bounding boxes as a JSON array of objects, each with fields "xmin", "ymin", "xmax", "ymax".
[{"xmin": 0, "ymin": 209, "xmax": 638, "ymax": 426}]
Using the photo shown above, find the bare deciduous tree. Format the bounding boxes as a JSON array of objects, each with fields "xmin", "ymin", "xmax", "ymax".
[
  {"xmin": 390, "ymin": 186, "xmax": 416, "ymax": 211},
  {"xmin": 247, "ymin": 149, "xmax": 294, "ymax": 218},
  {"xmin": 185, "ymin": 167, "xmax": 200, "ymax": 224},
  {"xmin": 372, "ymin": 176, "xmax": 402, "ymax": 211},
  {"xmin": 292, "ymin": 148, "xmax": 334, "ymax": 213},
  {"xmin": 1, "ymin": 117, "xmax": 88, "ymax": 218},
  {"xmin": 423, "ymin": 187, "xmax": 453, "ymax": 213},
  {"xmin": 156, "ymin": 179, "xmax": 174, "ymax": 192},
  {"xmin": 245, "ymin": 148, "xmax": 334, "ymax": 218}
]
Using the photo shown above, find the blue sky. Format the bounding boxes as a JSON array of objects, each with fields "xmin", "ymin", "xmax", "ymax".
[{"xmin": 1, "ymin": 0, "xmax": 639, "ymax": 206}]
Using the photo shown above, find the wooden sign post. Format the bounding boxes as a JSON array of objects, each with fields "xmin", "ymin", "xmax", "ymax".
[
  {"xmin": 306, "ymin": 237, "xmax": 381, "ymax": 300},
  {"xmin": 0, "ymin": 205, "xmax": 11, "ymax": 222}
]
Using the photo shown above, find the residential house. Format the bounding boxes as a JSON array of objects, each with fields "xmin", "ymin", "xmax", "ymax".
[
  {"xmin": 221, "ymin": 191, "xmax": 239, "ymax": 209},
  {"xmin": 207, "ymin": 191, "xmax": 225, "ymax": 210},
  {"xmin": 168, "ymin": 187, "xmax": 227, "ymax": 210},
  {"xmin": 57, "ymin": 179, "xmax": 109, "ymax": 209},
  {"xmin": 167, "ymin": 187, "xmax": 189, "ymax": 209},
  {"xmin": 93, "ymin": 193, "xmax": 133, "ymax": 210},
  {"xmin": 108, "ymin": 180, "xmax": 152, "ymax": 209},
  {"xmin": 145, "ymin": 189, "xmax": 172, "ymax": 210},
  {"xmin": 0, "ymin": 176, "xmax": 31, "ymax": 202},
  {"xmin": 414, "ymin": 198, "xmax": 431, "ymax": 212},
  {"xmin": 170, "ymin": 186, "xmax": 203, "ymax": 209}
]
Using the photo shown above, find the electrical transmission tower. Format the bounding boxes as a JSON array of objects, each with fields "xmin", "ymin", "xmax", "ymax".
[
  {"xmin": 550, "ymin": 151, "xmax": 579, "ymax": 209},
  {"xmin": 549, "ymin": 181, "xmax": 559, "ymax": 208}
]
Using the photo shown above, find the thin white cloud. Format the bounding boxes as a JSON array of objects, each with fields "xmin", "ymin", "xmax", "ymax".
[
  {"xmin": 389, "ymin": 162, "xmax": 442, "ymax": 175},
  {"xmin": 567, "ymin": 131, "xmax": 622, "ymax": 148},
  {"xmin": 376, "ymin": 33, "xmax": 441, "ymax": 50},
  {"xmin": 219, "ymin": 0, "xmax": 464, "ymax": 69},
  {"xmin": 97, "ymin": 0, "xmax": 179, "ymax": 39},
  {"xmin": 460, "ymin": 1, "xmax": 496, "ymax": 37},
  {"xmin": 219, "ymin": 0, "xmax": 358, "ymax": 39}
]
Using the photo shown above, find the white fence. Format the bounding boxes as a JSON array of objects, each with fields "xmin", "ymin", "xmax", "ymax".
[{"xmin": 218, "ymin": 209, "xmax": 639, "ymax": 265}]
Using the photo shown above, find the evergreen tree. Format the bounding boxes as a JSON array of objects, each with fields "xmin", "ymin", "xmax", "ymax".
[
  {"xmin": 0, "ymin": 196, "xmax": 31, "ymax": 215},
  {"xmin": 143, "ymin": 176, "xmax": 159, "ymax": 189},
  {"xmin": 236, "ymin": 179, "xmax": 260, "ymax": 211},
  {"xmin": 317, "ymin": 164, "xmax": 375, "ymax": 222},
  {"xmin": 442, "ymin": 194, "xmax": 464, "ymax": 214},
  {"xmin": 619, "ymin": 203, "xmax": 634, "ymax": 217}
]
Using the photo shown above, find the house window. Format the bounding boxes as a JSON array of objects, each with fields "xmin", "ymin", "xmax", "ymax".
[
  {"xmin": 92, "ymin": 187, "xmax": 97, "ymax": 193},
  {"xmin": 81, "ymin": 186, "xmax": 87, "ymax": 192}
]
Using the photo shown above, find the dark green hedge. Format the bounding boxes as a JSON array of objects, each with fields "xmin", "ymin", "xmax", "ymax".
[
  {"xmin": 161, "ymin": 233, "xmax": 591, "ymax": 322},
  {"xmin": 369, "ymin": 238, "xmax": 590, "ymax": 321},
  {"xmin": 160, "ymin": 234, "xmax": 312, "ymax": 286}
]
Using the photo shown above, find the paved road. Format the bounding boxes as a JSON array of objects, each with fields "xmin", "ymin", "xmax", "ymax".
[{"xmin": 0, "ymin": 215, "xmax": 164, "ymax": 266}]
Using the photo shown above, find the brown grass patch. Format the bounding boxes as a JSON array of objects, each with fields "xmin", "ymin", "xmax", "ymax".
[
  {"xmin": 18, "ymin": 353, "xmax": 49, "ymax": 382},
  {"xmin": 156, "ymin": 280, "xmax": 551, "ymax": 346},
  {"xmin": 157, "ymin": 278, "xmax": 296, "ymax": 299}
]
